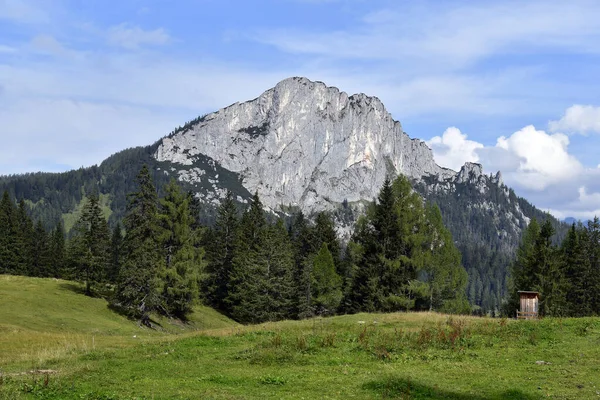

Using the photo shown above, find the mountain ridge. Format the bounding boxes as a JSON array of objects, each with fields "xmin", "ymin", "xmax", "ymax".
[{"xmin": 0, "ymin": 76, "xmax": 566, "ymax": 313}]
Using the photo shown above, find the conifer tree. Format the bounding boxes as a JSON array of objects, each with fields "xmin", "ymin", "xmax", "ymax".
[
  {"xmin": 289, "ymin": 211, "xmax": 315, "ymax": 318},
  {"xmin": 158, "ymin": 179, "xmax": 204, "ymax": 319},
  {"xmin": 585, "ymin": 217, "xmax": 600, "ymax": 313},
  {"xmin": 505, "ymin": 218, "xmax": 540, "ymax": 316},
  {"xmin": 261, "ymin": 219, "xmax": 295, "ymax": 320},
  {"xmin": 69, "ymin": 194, "xmax": 111, "ymax": 294},
  {"xmin": 561, "ymin": 223, "xmax": 592, "ymax": 316},
  {"xmin": 15, "ymin": 199, "xmax": 34, "ymax": 275},
  {"xmin": 0, "ymin": 191, "xmax": 18, "ymax": 274},
  {"xmin": 423, "ymin": 204, "xmax": 469, "ymax": 313},
  {"xmin": 227, "ymin": 192, "xmax": 268, "ymax": 323},
  {"xmin": 49, "ymin": 222, "xmax": 66, "ymax": 278},
  {"xmin": 113, "ymin": 166, "xmax": 163, "ymax": 325},
  {"xmin": 108, "ymin": 223, "xmax": 123, "ymax": 283},
  {"xmin": 311, "ymin": 243, "xmax": 342, "ymax": 315},
  {"xmin": 31, "ymin": 220, "xmax": 51, "ymax": 277},
  {"xmin": 534, "ymin": 219, "xmax": 566, "ymax": 316},
  {"xmin": 205, "ymin": 191, "xmax": 239, "ymax": 313}
]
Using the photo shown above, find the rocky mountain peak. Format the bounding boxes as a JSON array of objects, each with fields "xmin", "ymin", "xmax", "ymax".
[{"xmin": 155, "ymin": 77, "xmax": 471, "ymax": 214}]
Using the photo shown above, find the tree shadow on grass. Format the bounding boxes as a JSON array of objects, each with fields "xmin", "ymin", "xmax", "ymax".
[
  {"xmin": 363, "ymin": 377, "xmax": 541, "ymax": 399},
  {"xmin": 58, "ymin": 282, "xmax": 111, "ymax": 299}
]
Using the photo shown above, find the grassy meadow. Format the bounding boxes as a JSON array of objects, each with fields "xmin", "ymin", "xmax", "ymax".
[{"xmin": 1, "ymin": 275, "xmax": 599, "ymax": 399}]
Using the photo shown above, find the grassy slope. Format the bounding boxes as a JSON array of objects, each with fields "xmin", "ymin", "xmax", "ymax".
[
  {"xmin": 1, "ymin": 276, "xmax": 600, "ymax": 399},
  {"xmin": 0, "ymin": 275, "xmax": 237, "ymax": 369}
]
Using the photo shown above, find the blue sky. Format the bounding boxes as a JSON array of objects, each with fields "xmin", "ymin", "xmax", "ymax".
[{"xmin": 2, "ymin": 0, "xmax": 600, "ymax": 219}]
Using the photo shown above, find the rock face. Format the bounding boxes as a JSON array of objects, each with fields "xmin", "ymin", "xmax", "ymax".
[{"xmin": 155, "ymin": 77, "xmax": 455, "ymax": 213}]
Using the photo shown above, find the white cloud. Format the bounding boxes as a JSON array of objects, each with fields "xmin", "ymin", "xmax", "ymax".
[
  {"xmin": 489, "ymin": 125, "xmax": 582, "ymax": 190},
  {"xmin": 30, "ymin": 34, "xmax": 68, "ymax": 56},
  {"xmin": 427, "ymin": 127, "xmax": 483, "ymax": 170},
  {"xmin": 0, "ymin": 0, "xmax": 47, "ymax": 24},
  {"xmin": 427, "ymin": 122, "xmax": 600, "ymax": 219},
  {"xmin": 107, "ymin": 24, "xmax": 170, "ymax": 49},
  {"xmin": 549, "ymin": 104, "xmax": 600, "ymax": 134},
  {"xmin": 0, "ymin": 44, "xmax": 16, "ymax": 53},
  {"xmin": 254, "ymin": 1, "xmax": 600, "ymax": 67},
  {"xmin": 429, "ymin": 124, "xmax": 582, "ymax": 190}
]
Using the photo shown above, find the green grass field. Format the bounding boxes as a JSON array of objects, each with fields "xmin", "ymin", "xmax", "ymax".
[{"xmin": 1, "ymin": 276, "xmax": 599, "ymax": 399}]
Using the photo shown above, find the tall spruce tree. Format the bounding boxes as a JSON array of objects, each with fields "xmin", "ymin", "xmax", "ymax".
[
  {"xmin": 108, "ymin": 223, "xmax": 123, "ymax": 283},
  {"xmin": 289, "ymin": 211, "xmax": 315, "ymax": 318},
  {"xmin": 15, "ymin": 200, "xmax": 34, "ymax": 275},
  {"xmin": 423, "ymin": 204, "xmax": 469, "ymax": 314},
  {"xmin": 311, "ymin": 243, "xmax": 343, "ymax": 315},
  {"xmin": 31, "ymin": 220, "xmax": 51, "ymax": 278},
  {"xmin": 49, "ymin": 222, "xmax": 66, "ymax": 278},
  {"xmin": 227, "ymin": 192, "xmax": 269, "ymax": 323},
  {"xmin": 585, "ymin": 217, "xmax": 600, "ymax": 313},
  {"xmin": 0, "ymin": 191, "xmax": 18, "ymax": 274},
  {"xmin": 261, "ymin": 219, "xmax": 295, "ymax": 320},
  {"xmin": 69, "ymin": 194, "xmax": 111, "ymax": 294},
  {"xmin": 205, "ymin": 191, "xmax": 239, "ymax": 313},
  {"xmin": 113, "ymin": 166, "xmax": 163, "ymax": 325},
  {"xmin": 535, "ymin": 220, "xmax": 566, "ymax": 316},
  {"xmin": 158, "ymin": 179, "xmax": 204, "ymax": 319},
  {"xmin": 561, "ymin": 223, "xmax": 592, "ymax": 316}
]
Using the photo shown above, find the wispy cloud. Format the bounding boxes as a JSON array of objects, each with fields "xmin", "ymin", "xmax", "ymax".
[
  {"xmin": 107, "ymin": 24, "xmax": 170, "ymax": 49},
  {"xmin": 549, "ymin": 105, "xmax": 600, "ymax": 134},
  {"xmin": 0, "ymin": 0, "xmax": 48, "ymax": 24}
]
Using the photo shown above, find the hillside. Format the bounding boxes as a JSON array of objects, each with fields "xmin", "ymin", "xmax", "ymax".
[
  {"xmin": 0, "ymin": 275, "xmax": 237, "ymax": 368},
  {"xmin": 1, "ymin": 276, "xmax": 599, "ymax": 399},
  {"xmin": 0, "ymin": 77, "xmax": 568, "ymax": 313}
]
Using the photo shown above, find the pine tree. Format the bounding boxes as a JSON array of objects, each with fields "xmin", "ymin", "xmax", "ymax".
[
  {"xmin": 31, "ymin": 220, "xmax": 51, "ymax": 277},
  {"xmin": 534, "ymin": 220, "xmax": 566, "ymax": 316},
  {"xmin": 227, "ymin": 192, "xmax": 269, "ymax": 323},
  {"xmin": 561, "ymin": 223, "xmax": 592, "ymax": 316},
  {"xmin": 15, "ymin": 200, "xmax": 34, "ymax": 275},
  {"xmin": 108, "ymin": 223, "xmax": 123, "ymax": 283},
  {"xmin": 311, "ymin": 243, "xmax": 342, "ymax": 315},
  {"xmin": 261, "ymin": 219, "xmax": 295, "ymax": 320},
  {"xmin": 49, "ymin": 222, "xmax": 66, "ymax": 278},
  {"xmin": 289, "ymin": 211, "xmax": 315, "ymax": 319},
  {"xmin": 205, "ymin": 191, "xmax": 239, "ymax": 313},
  {"xmin": 423, "ymin": 204, "xmax": 469, "ymax": 314},
  {"xmin": 586, "ymin": 217, "xmax": 600, "ymax": 313},
  {"xmin": 505, "ymin": 218, "xmax": 540, "ymax": 316},
  {"xmin": 0, "ymin": 191, "xmax": 18, "ymax": 274},
  {"xmin": 69, "ymin": 194, "xmax": 111, "ymax": 295},
  {"xmin": 158, "ymin": 179, "xmax": 204, "ymax": 320},
  {"xmin": 113, "ymin": 166, "xmax": 163, "ymax": 325}
]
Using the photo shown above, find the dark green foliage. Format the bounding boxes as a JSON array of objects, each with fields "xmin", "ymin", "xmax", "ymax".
[
  {"xmin": 503, "ymin": 216, "xmax": 600, "ymax": 318},
  {"xmin": 31, "ymin": 220, "xmax": 52, "ymax": 278},
  {"xmin": 226, "ymin": 193, "xmax": 295, "ymax": 323},
  {"xmin": 49, "ymin": 222, "xmax": 66, "ymax": 278},
  {"xmin": 237, "ymin": 122, "xmax": 269, "ymax": 138},
  {"xmin": 158, "ymin": 179, "xmax": 204, "ymax": 320},
  {"xmin": 345, "ymin": 176, "xmax": 468, "ymax": 314},
  {"xmin": 414, "ymin": 174, "xmax": 568, "ymax": 315},
  {"xmin": 108, "ymin": 223, "xmax": 123, "ymax": 283},
  {"xmin": 205, "ymin": 191, "xmax": 239, "ymax": 313},
  {"xmin": 311, "ymin": 243, "xmax": 342, "ymax": 315},
  {"xmin": 112, "ymin": 166, "xmax": 164, "ymax": 324},
  {"xmin": 0, "ymin": 191, "xmax": 19, "ymax": 274},
  {"xmin": 68, "ymin": 194, "xmax": 111, "ymax": 295}
]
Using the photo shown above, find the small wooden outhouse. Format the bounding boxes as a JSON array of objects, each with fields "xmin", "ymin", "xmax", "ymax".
[{"xmin": 517, "ymin": 291, "xmax": 539, "ymax": 319}]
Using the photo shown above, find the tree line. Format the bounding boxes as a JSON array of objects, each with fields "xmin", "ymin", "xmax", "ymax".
[
  {"xmin": 0, "ymin": 166, "xmax": 470, "ymax": 324},
  {"xmin": 506, "ymin": 218, "xmax": 600, "ymax": 317}
]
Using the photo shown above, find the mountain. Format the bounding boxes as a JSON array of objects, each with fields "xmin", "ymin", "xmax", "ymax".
[{"xmin": 0, "ymin": 77, "xmax": 565, "ymax": 313}]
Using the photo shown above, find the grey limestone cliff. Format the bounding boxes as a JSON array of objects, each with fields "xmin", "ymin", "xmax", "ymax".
[{"xmin": 155, "ymin": 77, "xmax": 456, "ymax": 213}]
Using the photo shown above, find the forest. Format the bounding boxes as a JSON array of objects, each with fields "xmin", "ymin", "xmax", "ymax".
[{"xmin": 1, "ymin": 165, "xmax": 597, "ymax": 323}]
